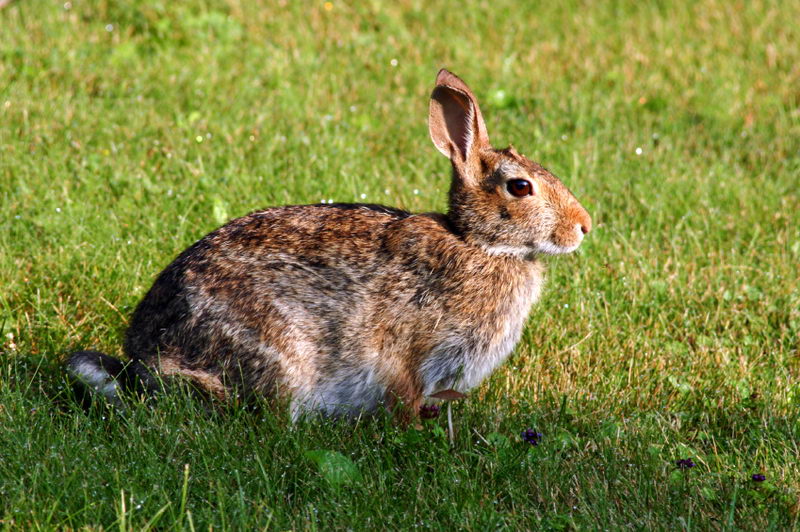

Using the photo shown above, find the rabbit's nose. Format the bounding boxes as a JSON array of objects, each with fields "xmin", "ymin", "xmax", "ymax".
[{"xmin": 575, "ymin": 205, "xmax": 592, "ymax": 235}]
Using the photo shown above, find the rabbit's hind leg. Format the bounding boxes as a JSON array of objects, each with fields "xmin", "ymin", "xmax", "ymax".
[{"xmin": 158, "ymin": 356, "xmax": 228, "ymax": 401}]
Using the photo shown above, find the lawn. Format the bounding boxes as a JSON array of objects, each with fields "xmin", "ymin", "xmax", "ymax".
[{"xmin": 1, "ymin": 0, "xmax": 799, "ymax": 529}]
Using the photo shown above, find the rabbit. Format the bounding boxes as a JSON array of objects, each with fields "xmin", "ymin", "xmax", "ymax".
[{"xmin": 66, "ymin": 69, "xmax": 592, "ymax": 421}]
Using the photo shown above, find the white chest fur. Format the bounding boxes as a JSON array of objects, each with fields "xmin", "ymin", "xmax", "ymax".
[{"xmin": 420, "ymin": 269, "xmax": 544, "ymax": 396}]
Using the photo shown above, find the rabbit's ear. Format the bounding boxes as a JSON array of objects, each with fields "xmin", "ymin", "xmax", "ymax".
[{"xmin": 429, "ymin": 69, "xmax": 490, "ymax": 163}]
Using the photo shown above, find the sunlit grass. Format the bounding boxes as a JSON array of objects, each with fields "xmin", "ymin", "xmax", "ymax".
[{"xmin": 1, "ymin": 0, "xmax": 799, "ymax": 528}]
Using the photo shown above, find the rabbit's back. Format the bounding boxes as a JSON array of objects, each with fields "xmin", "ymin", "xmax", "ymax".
[{"xmin": 124, "ymin": 203, "xmax": 543, "ymax": 416}]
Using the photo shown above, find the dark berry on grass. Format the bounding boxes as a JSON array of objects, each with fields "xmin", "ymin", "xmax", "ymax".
[
  {"xmin": 521, "ymin": 429, "xmax": 543, "ymax": 445},
  {"xmin": 419, "ymin": 403, "xmax": 440, "ymax": 419}
]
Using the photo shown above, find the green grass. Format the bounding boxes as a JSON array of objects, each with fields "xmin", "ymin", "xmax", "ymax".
[{"xmin": 2, "ymin": 0, "xmax": 799, "ymax": 529}]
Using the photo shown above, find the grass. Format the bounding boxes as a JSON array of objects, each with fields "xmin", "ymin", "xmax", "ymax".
[{"xmin": 1, "ymin": 0, "xmax": 799, "ymax": 529}]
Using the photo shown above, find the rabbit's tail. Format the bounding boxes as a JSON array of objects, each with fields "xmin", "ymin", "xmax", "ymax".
[{"xmin": 66, "ymin": 350, "xmax": 161, "ymax": 407}]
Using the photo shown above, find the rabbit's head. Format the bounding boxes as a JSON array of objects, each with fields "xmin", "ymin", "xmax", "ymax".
[{"xmin": 429, "ymin": 69, "xmax": 591, "ymax": 258}]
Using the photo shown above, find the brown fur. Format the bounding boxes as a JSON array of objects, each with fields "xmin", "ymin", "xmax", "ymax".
[{"xmin": 70, "ymin": 70, "xmax": 591, "ymax": 421}]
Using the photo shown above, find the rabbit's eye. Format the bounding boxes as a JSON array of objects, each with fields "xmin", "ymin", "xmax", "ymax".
[{"xmin": 507, "ymin": 179, "xmax": 533, "ymax": 197}]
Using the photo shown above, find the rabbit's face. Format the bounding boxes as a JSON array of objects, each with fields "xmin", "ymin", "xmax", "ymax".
[
  {"xmin": 428, "ymin": 69, "xmax": 591, "ymax": 258},
  {"xmin": 475, "ymin": 147, "xmax": 591, "ymax": 257}
]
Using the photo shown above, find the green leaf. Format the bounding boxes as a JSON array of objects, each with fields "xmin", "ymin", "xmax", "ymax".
[
  {"xmin": 647, "ymin": 444, "xmax": 663, "ymax": 459},
  {"xmin": 554, "ymin": 429, "xmax": 579, "ymax": 450},
  {"xmin": 669, "ymin": 470, "xmax": 685, "ymax": 486},
  {"xmin": 304, "ymin": 450, "xmax": 361, "ymax": 487},
  {"xmin": 488, "ymin": 89, "xmax": 516, "ymax": 109},
  {"xmin": 109, "ymin": 42, "xmax": 138, "ymax": 67},
  {"xmin": 701, "ymin": 487, "xmax": 717, "ymax": 501},
  {"xmin": 211, "ymin": 197, "xmax": 230, "ymax": 225},
  {"xmin": 722, "ymin": 289, "xmax": 733, "ymax": 301},
  {"xmin": 735, "ymin": 380, "xmax": 752, "ymax": 400},
  {"xmin": 599, "ymin": 420, "xmax": 622, "ymax": 440},
  {"xmin": 402, "ymin": 427, "xmax": 424, "ymax": 445},
  {"xmin": 668, "ymin": 375, "xmax": 692, "ymax": 394},
  {"xmin": 650, "ymin": 279, "xmax": 668, "ymax": 296},
  {"xmin": 486, "ymin": 432, "xmax": 510, "ymax": 448},
  {"xmin": 431, "ymin": 425, "xmax": 448, "ymax": 441}
]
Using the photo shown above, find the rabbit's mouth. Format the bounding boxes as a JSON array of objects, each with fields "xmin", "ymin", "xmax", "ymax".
[
  {"xmin": 538, "ymin": 222, "xmax": 588, "ymax": 255},
  {"xmin": 535, "ymin": 231, "xmax": 585, "ymax": 255},
  {"xmin": 483, "ymin": 240, "xmax": 581, "ymax": 258},
  {"xmin": 483, "ymin": 232, "xmax": 584, "ymax": 257}
]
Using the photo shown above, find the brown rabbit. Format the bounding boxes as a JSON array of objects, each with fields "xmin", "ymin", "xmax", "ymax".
[{"xmin": 67, "ymin": 69, "xmax": 591, "ymax": 421}]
